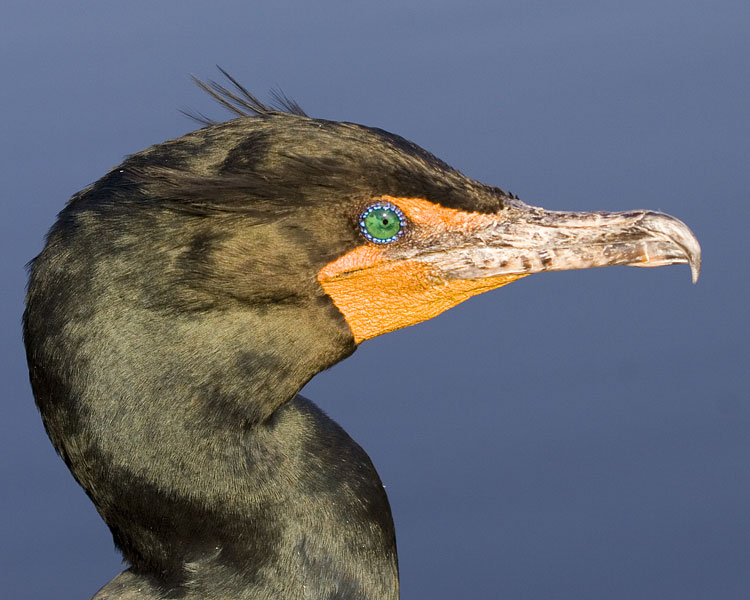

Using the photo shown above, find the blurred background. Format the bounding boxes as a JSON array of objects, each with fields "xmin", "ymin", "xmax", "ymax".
[{"xmin": 2, "ymin": 1, "xmax": 748, "ymax": 598}]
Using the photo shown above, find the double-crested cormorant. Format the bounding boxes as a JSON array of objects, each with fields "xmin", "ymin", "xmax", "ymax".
[{"xmin": 23, "ymin": 73, "xmax": 700, "ymax": 599}]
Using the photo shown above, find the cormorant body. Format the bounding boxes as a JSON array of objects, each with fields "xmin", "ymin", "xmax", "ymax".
[{"xmin": 23, "ymin": 75, "xmax": 700, "ymax": 599}]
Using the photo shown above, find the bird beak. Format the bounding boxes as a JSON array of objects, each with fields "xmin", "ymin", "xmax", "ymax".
[
  {"xmin": 409, "ymin": 199, "xmax": 702, "ymax": 284},
  {"xmin": 319, "ymin": 196, "xmax": 701, "ymax": 343}
]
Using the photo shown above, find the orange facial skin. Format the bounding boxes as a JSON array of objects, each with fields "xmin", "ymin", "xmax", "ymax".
[{"xmin": 317, "ymin": 197, "xmax": 525, "ymax": 343}]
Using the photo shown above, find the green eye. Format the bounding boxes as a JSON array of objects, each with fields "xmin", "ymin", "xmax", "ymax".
[{"xmin": 359, "ymin": 202, "xmax": 406, "ymax": 243}]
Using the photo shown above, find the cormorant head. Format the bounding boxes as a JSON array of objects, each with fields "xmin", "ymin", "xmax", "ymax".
[
  {"xmin": 60, "ymin": 74, "xmax": 700, "ymax": 345},
  {"xmin": 123, "ymin": 74, "xmax": 699, "ymax": 345}
]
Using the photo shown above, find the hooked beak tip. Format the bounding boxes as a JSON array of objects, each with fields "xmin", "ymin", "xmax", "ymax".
[
  {"xmin": 638, "ymin": 211, "xmax": 701, "ymax": 284},
  {"xmin": 691, "ymin": 260, "xmax": 701, "ymax": 284}
]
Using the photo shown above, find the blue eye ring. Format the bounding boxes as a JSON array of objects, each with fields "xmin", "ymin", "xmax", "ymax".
[{"xmin": 359, "ymin": 201, "xmax": 407, "ymax": 244}]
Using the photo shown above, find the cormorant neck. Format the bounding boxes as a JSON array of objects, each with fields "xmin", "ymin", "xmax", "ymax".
[{"xmin": 26, "ymin": 269, "xmax": 398, "ymax": 598}]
